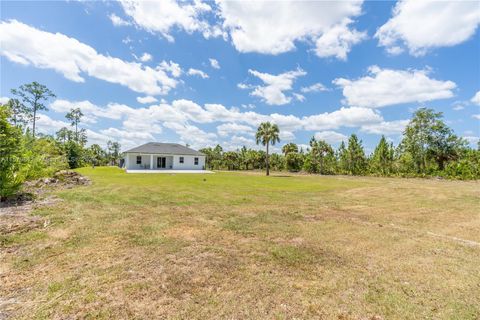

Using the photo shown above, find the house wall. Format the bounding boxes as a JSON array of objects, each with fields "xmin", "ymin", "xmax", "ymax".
[
  {"xmin": 125, "ymin": 154, "xmax": 152, "ymax": 170},
  {"xmin": 125, "ymin": 153, "xmax": 205, "ymax": 170},
  {"xmin": 172, "ymin": 155, "xmax": 206, "ymax": 170}
]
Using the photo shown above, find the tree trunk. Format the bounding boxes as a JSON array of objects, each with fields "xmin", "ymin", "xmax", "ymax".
[
  {"xmin": 266, "ymin": 143, "xmax": 270, "ymax": 176},
  {"xmin": 32, "ymin": 108, "xmax": 36, "ymax": 138}
]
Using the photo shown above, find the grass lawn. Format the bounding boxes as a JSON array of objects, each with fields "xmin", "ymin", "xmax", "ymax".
[{"xmin": 1, "ymin": 167, "xmax": 479, "ymax": 319}]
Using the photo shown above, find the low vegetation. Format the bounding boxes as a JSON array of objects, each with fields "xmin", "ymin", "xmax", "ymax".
[{"xmin": 1, "ymin": 168, "xmax": 479, "ymax": 319}]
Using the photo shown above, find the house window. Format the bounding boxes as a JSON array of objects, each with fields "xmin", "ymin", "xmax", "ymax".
[
  {"xmin": 194, "ymin": 157, "xmax": 199, "ymax": 165},
  {"xmin": 179, "ymin": 156, "xmax": 184, "ymax": 164},
  {"xmin": 136, "ymin": 156, "xmax": 142, "ymax": 164}
]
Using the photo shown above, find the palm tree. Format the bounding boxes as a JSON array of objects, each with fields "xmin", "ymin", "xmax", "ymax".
[
  {"xmin": 255, "ymin": 122, "xmax": 280, "ymax": 176},
  {"xmin": 282, "ymin": 143, "xmax": 298, "ymax": 156}
]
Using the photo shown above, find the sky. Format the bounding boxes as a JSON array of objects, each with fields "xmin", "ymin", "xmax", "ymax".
[{"xmin": 1, "ymin": 0, "xmax": 479, "ymax": 153}]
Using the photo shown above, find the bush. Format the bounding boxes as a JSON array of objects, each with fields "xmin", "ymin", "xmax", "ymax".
[
  {"xmin": 443, "ymin": 150, "xmax": 480, "ymax": 180},
  {"xmin": 0, "ymin": 105, "xmax": 25, "ymax": 201}
]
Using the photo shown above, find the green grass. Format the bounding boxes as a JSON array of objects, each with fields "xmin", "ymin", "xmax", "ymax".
[{"xmin": 1, "ymin": 167, "xmax": 479, "ymax": 319}]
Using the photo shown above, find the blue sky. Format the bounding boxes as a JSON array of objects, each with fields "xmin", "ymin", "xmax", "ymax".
[{"xmin": 1, "ymin": 0, "xmax": 479, "ymax": 152}]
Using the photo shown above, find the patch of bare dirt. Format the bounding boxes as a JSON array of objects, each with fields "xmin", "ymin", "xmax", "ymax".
[{"xmin": 0, "ymin": 171, "xmax": 90, "ymax": 236}]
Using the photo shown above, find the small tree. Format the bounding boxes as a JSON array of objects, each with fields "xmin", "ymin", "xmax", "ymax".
[
  {"xmin": 7, "ymin": 98, "xmax": 30, "ymax": 128},
  {"xmin": 223, "ymin": 151, "xmax": 239, "ymax": 170},
  {"xmin": 255, "ymin": 122, "xmax": 280, "ymax": 176},
  {"xmin": 66, "ymin": 108, "xmax": 84, "ymax": 143},
  {"xmin": 56, "ymin": 127, "xmax": 72, "ymax": 144},
  {"xmin": 11, "ymin": 82, "xmax": 56, "ymax": 138},
  {"xmin": 107, "ymin": 140, "xmax": 121, "ymax": 166}
]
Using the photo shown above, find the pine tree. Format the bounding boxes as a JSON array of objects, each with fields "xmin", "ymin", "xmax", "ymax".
[
  {"xmin": 346, "ymin": 134, "xmax": 366, "ymax": 175},
  {"xmin": 370, "ymin": 136, "xmax": 394, "ymax": 175}
]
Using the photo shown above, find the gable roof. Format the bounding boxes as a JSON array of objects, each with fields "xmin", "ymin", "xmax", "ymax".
[{"xmin": 124, "ymin": 142, "xmax": 204, "ymax": 156}]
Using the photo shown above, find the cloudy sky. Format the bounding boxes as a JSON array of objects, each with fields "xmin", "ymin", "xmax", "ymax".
[{"xmin": 1, "ymin": 0, "xmax": 479, "ymax": 152}]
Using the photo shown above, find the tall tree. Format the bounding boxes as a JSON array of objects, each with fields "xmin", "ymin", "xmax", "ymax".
[
  {"xmin": 370, "ymin": 136, "xmax": 394, "ymax": 175},
  {"xmin": 11, "ymin": 82, "xmax": 56, "ymax": 138},
  {"xmin": 255, "ymin": 122, "xmax": 280, "ymax": 176},
  {"xmin": 400, "ymin": 108, "xmax": 466, "ymax": 173},
  {"xmin": 346, "ymin": 134, "xmax": 366, "ymax": 175},
  {"xmin": 309, "ymin": 138, "xmax": 335, "ymax": 174},
  {"xmin": 66, "ymin": 108, "xmax": 84, "ymax": 142},
  {"xmin": 337, "ymin": 141, "xmax": 348, "ymax": 174}
]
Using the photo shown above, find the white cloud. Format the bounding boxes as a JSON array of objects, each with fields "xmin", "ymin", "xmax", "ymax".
[
  {"xmin": 452, "ymin": 101, "xmax": 467, "ymax": 111},
  {"xmin": 279, "ymin": 130, "xmax": 296, "ymax": 141},
  {"xmin": 314, "ymin": 131, "xmax": 348, "ymax": 144},
  {"xmin": 301, "ymin": 83, "xmax": 329, "ymax": 93},
  {"xmin": 241, "ymin": 103, "xmax": 255, "ymax": 109},
  {"xmin": 217, "ymin": 123, "xmax": 255, "ymax": 137},
  {"xmin": 231, "ymin": 135, "xmax": 256, "ymax": 146},
  {"xmin": 0, "ymin": 20, "xmax": 178, "ymax": 95},
  {"xmin": 159, "ymin": 60, "xmax": 182, "ymax": 78},
  {"xmin": 333, "ymin": 66, "xmax": 456, "ymax": 108},
  {"xmin": 209, "ymin": 58, "xmax": 220, "ymax": 69},
  {"xmin": 101, "ymin": 127, "xmax": 156, "ymax": 140},
  {"xmin": 471, "ymin": 91, "xmax": 480, "ymax": 106},
  {"xmin": 376, "ymin": 0, "xmax": 480, "ymax": 56},
  {"xmin": 303, "ymin": 107, "xmax": 382, "ymax": 131},
  {"xmin": 50, "ymin": 99, "xmax": 126, "ymax": 124},
  {"xmin": 0, "ymin": 97, "xmax": 10, "ymax": 104},
  {"xmin": 472, "ymin": 114, "xmax": 480, "ymax": 120},
  {"xmin": 137, "ymin": 96, "xmax": 158, "ymax": 104},
  {"xmin": 217, "ymin": 0, "xmax": 365, "ymax": 59},
  {"xmin": 36, "ymin": 114, "xmax": 69, "ymax": 134},
  {"xmin": 187, "ymin": 68, "xmax": 209, "ymax": 79},
  {"xmin": 245, "ymin": 68, "xmax": 306, "ymax": 105},
  {"xmin": 139, "ymin": 52, "xmax": 152, "ymax": 62},
  {"xmin": 109, "ymin": 13, "xmax": 131, "ymax": 27},
  {"xmin": 360, "ymin": 119, "xmax": 409, "ymax": 135},
  {"xmin": 163, "ymin": 121, "xmax": 217, "ymax": 148},
  {"xmin": 293, "ymin": 93, "xmax": 305, "ymax": 102},
  {"xmin": 314, "ymin": 19, "xmax": 367, "ymax": 60},
  {"xmin": 463, "ymin": 135, "xmax": 479, "ymax": 145},
  {"xmin": 119, "ymin": 0, "xmax": 218, "ymax": 42}
]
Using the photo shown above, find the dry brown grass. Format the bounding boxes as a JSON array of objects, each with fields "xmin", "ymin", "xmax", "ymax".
[{"xmin": 1, "ymin": 167, "xmax": 479, "ymax": 319}]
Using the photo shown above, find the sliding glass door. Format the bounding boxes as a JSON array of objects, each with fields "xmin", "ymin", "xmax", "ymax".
[{"xmin": 157, "ymin": 157, "xmax": 166, "ymax": 169}]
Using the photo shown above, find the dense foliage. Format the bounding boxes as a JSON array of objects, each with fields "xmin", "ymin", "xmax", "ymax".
[
  {"xmin": 0, "ymin": 82, "xmax": 121, "ymax": 201},
  {"xmin": 201, "ymin": 108, "xmax": 479, "ymax": 180}
]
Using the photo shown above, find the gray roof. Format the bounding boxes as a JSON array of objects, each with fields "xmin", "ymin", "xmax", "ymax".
[{"xmin": 124, "ymin": 142, "xmax": 204, "ymax": 156}]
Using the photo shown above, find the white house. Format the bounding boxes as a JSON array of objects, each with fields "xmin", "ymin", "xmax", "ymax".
[{"xmin": 123, "ymin": 142, "xmax": 206, "ymax": 172}]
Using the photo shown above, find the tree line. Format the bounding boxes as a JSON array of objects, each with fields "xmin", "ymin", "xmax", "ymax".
[
  {"xmin": 201, "ymin": 109, "xmax": 479, "ymax": 179},
  {"xmin": 1, "ymin": 82, "xmax": 121, "ymax": 201},
  {"xmin": 2, "ymin": 81, "xmax": 479, "ymax": 201}
]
